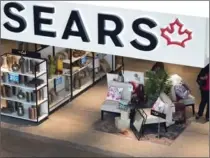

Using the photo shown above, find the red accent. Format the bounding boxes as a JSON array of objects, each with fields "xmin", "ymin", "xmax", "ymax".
[
  {"xmin": 202, "ymin": 74, "xmax": 209, "ymax": 91},
  {"xmin": 129, "ymin": 81, "xmax": 138, "ymax": 94},
  {"xmin": 160, "ymin": 18, "xmax": 192, "ymax": 48}
]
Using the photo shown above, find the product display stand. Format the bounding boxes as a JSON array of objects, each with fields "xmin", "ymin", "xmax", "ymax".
[
  {"xmin": 1, "ymin": 46, "xmax": 124, "ymax": 123},
  {"xmin": 0, "ymin": 52, "xmax": 49, "ymax": 123},
  {"xmin": 38, "ymin": 46, "xmax": 123, "ymax": 113}
]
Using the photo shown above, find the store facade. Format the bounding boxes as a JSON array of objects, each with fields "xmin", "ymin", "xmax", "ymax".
[{"xmin": 0, "ymin": 1, "xmax": 209, "ymax": 123}]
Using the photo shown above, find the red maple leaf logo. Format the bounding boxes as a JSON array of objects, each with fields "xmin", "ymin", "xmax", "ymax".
[{"xmin": 160, "ymin": 18, "xmax": 192, "ymax": 48}]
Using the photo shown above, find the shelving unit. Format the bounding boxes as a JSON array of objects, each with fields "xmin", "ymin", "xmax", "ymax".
[
  {"xmin": 0, "ymin": 52, "xmax": 49, "ymax": 123},
  {"xmin": 0, "ymin": 46, "xmax": 124, "ymax": 123},
  {"xmin": 1, "ymin": 82, "xmax": 47, "ymax": 91},
  {"xmin": 37, "ymin": 46, "xmax": 120, "ymax": 113}
]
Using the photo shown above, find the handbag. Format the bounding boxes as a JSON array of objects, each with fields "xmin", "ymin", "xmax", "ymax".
[{"xmin": 152, "ymin": 97, "xmax": 165, "ymax": 113}]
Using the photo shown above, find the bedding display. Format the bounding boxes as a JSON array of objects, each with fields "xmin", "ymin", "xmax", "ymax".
[{"xmin": 100, "ymin": 70, "xmax": 194, "ymax": 140}]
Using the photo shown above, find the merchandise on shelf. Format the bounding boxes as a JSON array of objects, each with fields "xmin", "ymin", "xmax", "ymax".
[{"xmin": 0, "ymin": 53, "xmax": 49, "ymax": 122}]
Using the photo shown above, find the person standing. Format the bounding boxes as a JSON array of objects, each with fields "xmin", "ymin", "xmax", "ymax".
[
  {"xmin": 151, "ymin": 62, "xmax": 165, "ymax": 72},
  {"xmin": 196, "ymin": 64, "xmax": 209, "ymax": 121}
]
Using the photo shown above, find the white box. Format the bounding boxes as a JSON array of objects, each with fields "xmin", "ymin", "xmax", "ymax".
[
  {"xmin": 120, "ymin": 110, "xmax": 130, "ymax": 120},
  {"xmin": 115, "ymin": 117, "xmax": 130, "ymax": 130}
]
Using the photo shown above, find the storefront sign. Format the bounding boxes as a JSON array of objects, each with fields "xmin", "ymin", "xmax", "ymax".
[{"xmin": 1, "ymin": 1, "xmax": 209, "ymax": 67}]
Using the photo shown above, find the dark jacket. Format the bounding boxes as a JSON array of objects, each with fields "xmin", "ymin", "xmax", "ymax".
[{"xmin": 197, "ymin": 64, "xmax": 209, "ymax": 88}]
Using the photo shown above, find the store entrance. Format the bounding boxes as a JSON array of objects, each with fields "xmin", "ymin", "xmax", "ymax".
[{"xmin": 0, "ymin": 41, "xmax": 124, "ymax": 123}]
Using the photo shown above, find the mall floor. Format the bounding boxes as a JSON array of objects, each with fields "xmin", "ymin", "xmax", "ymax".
[
  {"xmin": 0, "ymin": 128, "xmax": 109, "ymax": 157},
  {"xmin": 0, "ymin": 40, "xmax": 209, "ymax": 157}
]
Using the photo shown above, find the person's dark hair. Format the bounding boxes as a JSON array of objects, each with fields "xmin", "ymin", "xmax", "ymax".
[{"xmin": 151, "ymin": 62, "xmax": 165, "ymax": 71}]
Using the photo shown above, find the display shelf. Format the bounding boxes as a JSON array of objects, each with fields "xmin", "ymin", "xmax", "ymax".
[
  {"xmin": 116, "ymin": 64, "xmax": 122, "ymax": 70},
  {"xmin": 1, "ymin": 111, "xmax": 48, "ymax": 122},
  {"xmin": 48, "ymin": 69, "xmax": 70, "ymax": 83},
  {"xmin": 1, "ymin": 82, "xmax": 47, "ymax": 91},
  {"xmin": 0, "ymin": 52, "xmax": 49, "ymax": 123},
  {"xmin": 1, "ymin": 67, "xmax": 46, "ymax": 78},
  {"xmin": 73, "ymin": 80, "xmax": 93, "ymax": 96},
  {"xmin": 38, "ymin": 114, "xmax": 48, "ymax": 122},
  {"xmin": 73, "ymin": 63, "xmax": 92, "ymax": 75},
  {"xmin": 63, "ymin": 62, "xmax": 92, "ymax": 77},
  {"xmin": 1, "ymin": 112, "xmax": 37, "ymax": 122},
  {"xmin": 95, "ymin": 72, "xmax": 106, "ymax": 81},
  {"xmin": 49, "ymin": 89, "xmax": 71, "ymax": 111},
  {"xmin": 63, "ymin": 51, "xmax": 91, "ymax": 64},
  {"xmin": 0, "ymin": 96, "xmax": 48, "ymax": 106},
  {"xmin": 49, "ymin": 96, "xmax": 71, "ymax": 112},
  {"xmin": 48, "ymin": 74, "xmax": 63, "ymax": 83}
]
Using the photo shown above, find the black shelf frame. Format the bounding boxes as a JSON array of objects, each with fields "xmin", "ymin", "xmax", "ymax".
[
  {"xmin": 0, "ymin": 52, "xmax": 49, "ymax": 123},
  {"xmin": 1, "ymin": 46, "xmax": 124, "ymax": 123},
  {"xmin": 44, "ymin": 47, "xmax": 124, "ymax": 115}
]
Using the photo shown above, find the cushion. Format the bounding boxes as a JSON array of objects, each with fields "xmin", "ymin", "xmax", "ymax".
[
  {"xmin": 174, "ymin": 83, "xmax": 190, "ymax": 99},
  {"xmin": 178, "ymin": 94, "xmax": 195, "ymax": 105},
  {"xmin": 143, "ymin": 108, "xmax": 166, "ymax": 124},
  {"xmin": 106, "ymin": 86, "xmax": 123, "ymax": 101},
  {"xmin": 152, "ymin": 97, "xmax": 165, "ymax": 113},
  {"xmin": 108, "ymin": 81, "xmax": 133, "ymax": 101},
  {"xmin": 160, "ymin": 92, "xmax": 173, "ymax": 106},
  {"xmin": 101, "ymin": 100, "xmax": 121, "ymax": 113},
  {"xmin": 170, "ymin": 74, "xmax": 183, "ymax": 85}
]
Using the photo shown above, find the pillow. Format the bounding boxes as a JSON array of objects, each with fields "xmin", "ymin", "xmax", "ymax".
[
  {"xmin": 174, "ymin": 83, "xmax": 190, "ymax": 99},
  {"xmin": 160, "ymin": 92, "xmax": 173, "ymax": 106},
  {"xmin": 106, "ymin": 86, "xmax": 123, "ymax": 101},
  {"xmin": 152, "ymin": 97, "xmax": 165, "ymax": 113},
  {"xmin": 170, "ymin": 74, "xmax": 183, "ymax": 86}
]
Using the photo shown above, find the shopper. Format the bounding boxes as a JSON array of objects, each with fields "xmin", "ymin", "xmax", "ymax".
[
  {"xmin": 151, "ymin": 62, "xmax": 165, "ymax": 72},
  {"xmin": 196, "ymin": 64, "xmax": 209, "ymax": 121}
]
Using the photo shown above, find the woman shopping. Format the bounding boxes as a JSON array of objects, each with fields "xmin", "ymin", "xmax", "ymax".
[{"xmin": 196, "ymin": 64, "xmax": 209, "ymax": 121}]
